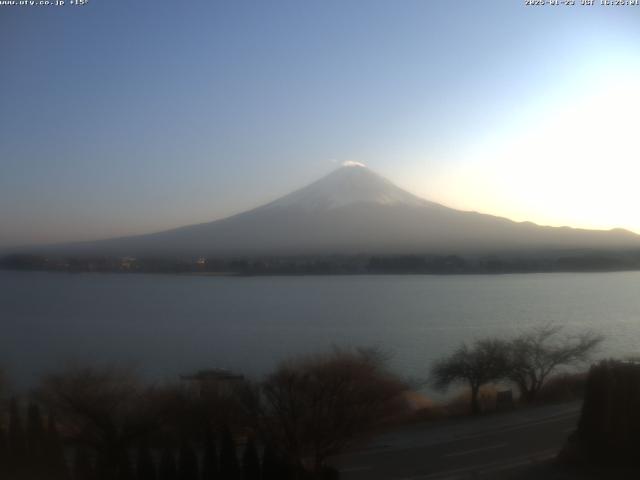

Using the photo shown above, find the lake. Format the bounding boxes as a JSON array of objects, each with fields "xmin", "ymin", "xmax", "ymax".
[{"xmin": 1, "ymin": 270, "xmax": 639, "ymax": 390}]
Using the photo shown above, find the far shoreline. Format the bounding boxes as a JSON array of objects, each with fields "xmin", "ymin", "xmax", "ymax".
[{"xmin": 2, "ymin": 266, "xmax": 640, "ymax": 278}]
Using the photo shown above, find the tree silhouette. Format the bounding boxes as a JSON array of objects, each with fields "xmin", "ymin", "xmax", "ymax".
[
  {"xmin": 136, "ymin": 443, "xmax": 156, "ymax": 480},
  {"xmin": 27, "ymin": 403, "xmax": 45, "ymax": 468},
  {"xmin": 73, "ymin": 446, "xmax": 96, "ymax": 480},
  {"xmin": 0, "ymin": 422, "xmax": 8, "ymax": 478},
  {"xmin": 158, "ymin": 447, "xmax": 177, "ymax": 480},
  {"xmin": 45, "ymin": 413, "xmax": 69, "ymax": 479},
  {"xmin": 241, "ymin": 438, "xmax": 260, "ymax": 480},
  {"xmin": 219, "ymin": 426, "xmax": 239, "ymax": 480},
  {"xmin": 38, "ymin": 366, "xmax": 165, "ymax": 480},
  {"xmin": 261, "ymin": 443, "xmax": 289, "ymax": 480},
  {"xmin": 430, "ymin": 339, "xmax": 510, "ymax": 414},
  {"xmin": 507, "ymin": 325, "xmax": 602, "ymax": 403},
  {"xmin": 178, "ymin": 439, "xmax": 198, "ymax": 480},
  {"xmin": 117, "ymin": 449, "xmax": 134, "ymax": 480},
  {"xmin": 201, "ymin": 427, "xmax": 218, "ymax": 480},
  {"xmin": 8, "ymin": 398, "xmax": 26, "ymax": 473},
  {"xmin": 563, "ymin": 360, "xmax": 640, "ymax": 466},
  {"xmin": 258, "ymin": 348, "xmax": 406, "ymax": 471}
]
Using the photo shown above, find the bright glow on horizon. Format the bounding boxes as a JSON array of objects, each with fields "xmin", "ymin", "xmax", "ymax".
[{"xmin": 420, "ymin": 63, "xmax": 640, "ymax": 235}]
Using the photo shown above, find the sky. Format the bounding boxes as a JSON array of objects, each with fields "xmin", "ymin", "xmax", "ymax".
[{"xmin": 1, "ymin": 0, "xmax": 640, "ymax": 247}]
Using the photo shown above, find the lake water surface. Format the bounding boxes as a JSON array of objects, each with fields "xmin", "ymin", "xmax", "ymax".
[{"xmin": 2, "ymin": 270, "xmax": 639, "ymax": 389}]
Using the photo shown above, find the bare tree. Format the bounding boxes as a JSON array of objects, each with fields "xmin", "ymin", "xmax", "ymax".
[
  {"xmin": 430, "ymin": 339, "xmax": 510, "ymax": 415},
  {"xmin": 252, "ymin": 348, "xmax": 407, "ymax": 475},
  {"xmin": 36, "ymin": 365, "xmax": 163, "ymax": 478},
  {"xmin": 507, "ymin": 325, "xmax": 603, "ymax": 403}
]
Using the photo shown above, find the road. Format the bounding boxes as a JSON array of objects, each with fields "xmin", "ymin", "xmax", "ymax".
[{"xmin": 332, "ymin": 402, "xmax": 581, "ymax": 480}]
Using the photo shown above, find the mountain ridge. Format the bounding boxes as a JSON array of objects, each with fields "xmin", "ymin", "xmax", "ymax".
[{"xmin": 9, "ymin": 164, "xmax": 640, "ymax": 258}]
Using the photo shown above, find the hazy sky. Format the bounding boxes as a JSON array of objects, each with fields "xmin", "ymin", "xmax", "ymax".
[{"xmin": 2, "ymin": 0, "xmax": 639, "ymax": 247}]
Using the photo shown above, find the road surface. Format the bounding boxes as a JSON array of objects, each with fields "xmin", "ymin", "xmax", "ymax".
[{"xmin": 332, "ymin": 402, "xmax": 581, "ymax": 480}]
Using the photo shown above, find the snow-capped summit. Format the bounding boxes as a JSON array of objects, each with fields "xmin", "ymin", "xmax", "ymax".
[{"xmin": 264, "ymin": 164, "xmax": 433, "ymax": 211}]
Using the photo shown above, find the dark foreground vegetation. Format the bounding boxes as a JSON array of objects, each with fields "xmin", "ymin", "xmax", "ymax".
[
  {"xmin": 0, "ymin": 327, "xmax": 607, "ymax": 479},
  {"xmin": 561, "ymin": 359, "xmax": 640, "ymax": 468},
  {"xmin": 3, "ymin": 250, "xmax": 640, "ymax": 275},
  {"xmin": 0, "ymin": 349, "xmax": 407, "ymax": 480}
]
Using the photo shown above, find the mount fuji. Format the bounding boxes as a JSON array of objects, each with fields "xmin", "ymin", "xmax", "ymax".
[{"xmin": 29, "ymin": 163, "xmax": 640, "ymax": 257}]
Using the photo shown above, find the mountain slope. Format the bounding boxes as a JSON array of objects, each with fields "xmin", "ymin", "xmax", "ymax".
[
  {"xmin": 262, "ymin": 163, "xmax": 434, "ymax": 210},
  {"xmin": 32, "ymin": 164, "xmax": 640, "ymax": 257}
]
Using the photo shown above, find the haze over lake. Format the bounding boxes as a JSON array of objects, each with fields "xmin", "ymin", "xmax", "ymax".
[{"xmin": 2, "ymin": 270, "xmax": 639, "ymax": 389}]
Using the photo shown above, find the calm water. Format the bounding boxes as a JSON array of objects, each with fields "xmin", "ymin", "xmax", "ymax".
[{"xmin": 1, "ymin": 270, "xmax": 640, "ymax": 389}]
